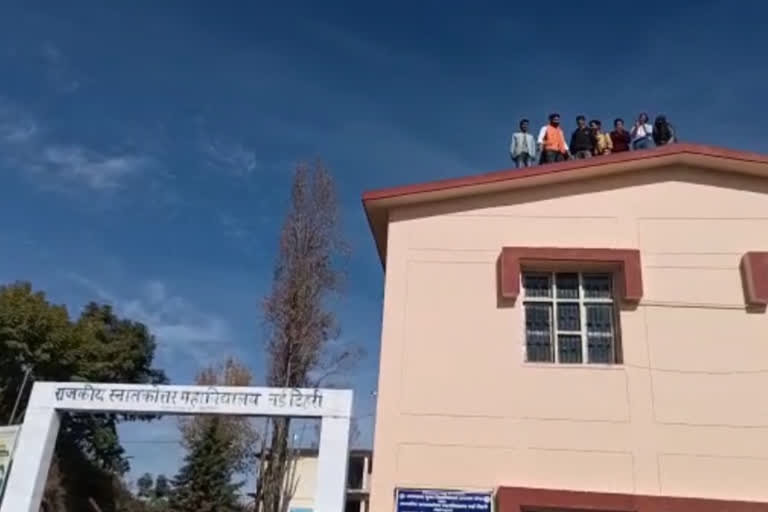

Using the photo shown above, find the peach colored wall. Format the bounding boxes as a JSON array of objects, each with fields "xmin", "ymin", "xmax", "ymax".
[
  {"xmin": 287, "ymin": 456, "xmax": 319, "ymax": 511},
  {"xmin": 370, "ymin": 167, "xmax": 768, "ymax": 512}
]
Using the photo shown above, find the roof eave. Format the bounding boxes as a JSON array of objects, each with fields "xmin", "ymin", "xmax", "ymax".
[{"xmin": 362, "ymin": 144, "xmax": 768, "ymax": 269}]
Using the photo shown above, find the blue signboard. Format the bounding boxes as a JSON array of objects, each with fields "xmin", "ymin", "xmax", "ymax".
[{"xmin": 396, "ymin": 488, "xmax": 492, "ymax": 512}]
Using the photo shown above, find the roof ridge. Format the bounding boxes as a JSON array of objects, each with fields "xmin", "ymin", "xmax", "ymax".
[
  {"xmin": 362, "ymin": 143, "xmax": 768, "ymax": 202},
  {"xmin": 362, "ymin": 143, "xmax": 768, "ymax": 268}
]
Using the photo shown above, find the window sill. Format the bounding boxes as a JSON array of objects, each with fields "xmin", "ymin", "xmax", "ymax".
[{"xmin": 520, "ymin": 361, "xmax": 624, "ymax": 371}]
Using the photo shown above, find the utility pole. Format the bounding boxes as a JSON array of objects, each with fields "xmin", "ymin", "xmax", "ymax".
[
  {"xmin": 88, "ymin": 497, "xmax": 104, "ymax": 512},
  {"xmin": 8, "ymin": 366, "xmax": 31, "ymax": 425}
]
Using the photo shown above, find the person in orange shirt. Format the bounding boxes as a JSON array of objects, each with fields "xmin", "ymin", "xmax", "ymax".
[{"xmin": 537, "ymin": 113, "xmax": 569, "ymax": 164}]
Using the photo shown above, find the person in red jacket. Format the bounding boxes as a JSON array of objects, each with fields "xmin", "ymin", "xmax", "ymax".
[{"xmin": 610, "ymin": 118, "xmax": 631, "ymax": 153}]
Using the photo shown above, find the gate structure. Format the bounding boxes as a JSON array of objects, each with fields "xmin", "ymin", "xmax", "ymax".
[{"xmin": 0, "ymin": 382, "xmax": 352, "ymax": 512}]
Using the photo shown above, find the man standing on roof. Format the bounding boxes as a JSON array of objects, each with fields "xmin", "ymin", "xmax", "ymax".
[
  {"xmin": 591, "ymin": 119, "xmax": 613, "ymax": 155},
  {"xmin": 537, "ymin": 113, "xmax": 569, "ymax": 164},
  {"xmin": 570, "ymin": 115, "xmax": 595, "ymax": 159},
  {"xmin": 610, "ymin": 118, "xmax": 631, "ymax": 153},
  {"xmin": 510, "ymin": 118, "xmax": 537, "ymax": 168},
  {"xmin": 631, "ymin": 112, "xmax": 654, "ymax": 150},
  {"xmin": 653, "ymin": 115, "xmax": 676, "ymax": 146}
]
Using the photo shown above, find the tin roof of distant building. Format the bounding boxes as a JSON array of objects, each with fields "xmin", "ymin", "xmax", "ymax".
[
  {"xmin": 362, "ymin": 143, "xmax": 768, "ymax": 267},
  {"xmin": 257, "ymin": 447, "xmax": 372, "ymax": 459}
]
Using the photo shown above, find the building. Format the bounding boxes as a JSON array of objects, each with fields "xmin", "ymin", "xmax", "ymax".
[
  {"xmin": 286, "ymin": 449, "xmax": 372, "ymax": 512},
  {"xmin": 363, "ymin": 144, "xmax": 768, "ymax": 512}
]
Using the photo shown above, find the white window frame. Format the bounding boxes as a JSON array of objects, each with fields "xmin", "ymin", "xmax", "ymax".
[{"xmin": 522, "ymin": 271, "xmax": 618, "ymax": 365}]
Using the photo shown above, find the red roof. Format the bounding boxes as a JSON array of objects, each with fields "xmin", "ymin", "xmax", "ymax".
[{"xmin": 362, "ymin": 143, "xmax": 768, "ymax": 267}]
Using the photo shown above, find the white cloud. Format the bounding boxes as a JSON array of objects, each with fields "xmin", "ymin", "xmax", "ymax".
[
  {"xmin": 217, "ymin": 211, "xmax": 277, "ymax": 255},
  {"xmin": 0, "ymin": 100, "xmax": 37, "ymax": 142},
  {"xmin": 66, "ymin": 274, "xmax": 233, "ymax": 362},
  {"xmin": 199, "ymin": 128, "xmax": 260, "ymax": 178},
  {"xmin": 1, "ymin": 119, "xmax": 37, "ymax": 143},
  {"xmin": 218, "ymin": 212, "xmax": 251, "ymax": 240},
  {"xmin": 41, "ymin": 42, "xmax": 63, "ymax": 62},
  {"xmin": 0, "ymin": 97, "xmax": 148, "ymax": 192},
  {"xmin": 39, "ymin": 42, "xmax": 80, "ymax": 93},
  {"xmin": 43, "ymin": 145, "xmax": 146, "ymax": 190},
  {"xmin": 145, "ymin": 280, "xmax": 168, "ymax": 304}
]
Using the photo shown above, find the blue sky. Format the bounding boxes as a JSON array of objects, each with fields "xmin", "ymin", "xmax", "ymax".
[{"xmin": 1, "ymin": 0, "xmax": 766, "ymax": 483}]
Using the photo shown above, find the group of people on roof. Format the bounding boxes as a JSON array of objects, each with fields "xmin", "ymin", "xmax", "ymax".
[{"xmin": 509, "ymin": 112, "xmax": 677, "ymax": 168}]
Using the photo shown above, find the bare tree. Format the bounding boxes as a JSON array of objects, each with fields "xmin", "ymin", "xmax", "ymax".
[
  {"xmin": 179, "ymin": 357, "xmax": 259, "ymax": 474},
  {"xmin": 250, "ymin": 420, "xmax": 301, "ymax": 512},
  {"xmin": 41, "ymin": 457, "xmax": 67, "ymax": 512},
  {"xmin": 258, "ymin": 161, "xmax": 351, "ymax": 512}
]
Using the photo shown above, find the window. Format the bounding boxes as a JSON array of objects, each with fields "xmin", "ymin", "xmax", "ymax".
[
  {"xmin": 523, "ymin": 272, "xmax": 619, "ymax": 364},
  {"xmin": 347, "ymin": 455, "xmax": 364, "ymax": 489}
]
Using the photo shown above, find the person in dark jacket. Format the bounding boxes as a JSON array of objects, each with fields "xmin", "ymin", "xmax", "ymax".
[
  {"xmin": 653, "ymin": 115, "xmax": 676, "ymax": 146},
  {"xmin": 610, "ymin": 118, "xmax": 631, "ymax": 153},
  {"xmin": 570, "ymin": 115, "xmax": 595, "ymax": 159}
]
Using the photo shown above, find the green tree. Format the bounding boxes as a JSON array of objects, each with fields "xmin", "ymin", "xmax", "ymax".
[
  {"xmin": 124, "ymin": 472, "xmax": 170, "ymax": 512},
  {"xmin": 137, "ymin": 473, "xmax": 154, "ymax": 498},
  {"xmin": 0, "ymin": 282, "xmax": 167, "ymax": 512},
  {"xmin": 0, "ymin": 282, "xmax": 78, "ymax": 422},
  {"xmin": 114, "ymin": 477, "xmax": 154, "ymax": 512},
  {"xmin": 154, "ymin": 475, "xmax": 170, "ymax": 499},
  {"xmin": 56, "ymin": 302, "xmax": 168, "ymax": 511},
  {"xmin": 169, "ymin": 417, "xmax": 243, "ymax": 512},
  {"xmin": 179, "ymin": 358, "xmax": 258, "ymax": 474}
]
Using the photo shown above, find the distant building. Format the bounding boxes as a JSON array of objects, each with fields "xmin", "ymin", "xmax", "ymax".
[{"xmin": 286, "ymin": 449, "xmax": 372, "ymax": 512}]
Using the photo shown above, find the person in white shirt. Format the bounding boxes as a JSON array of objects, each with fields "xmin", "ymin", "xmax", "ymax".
[
  {"xmin": 509, "ymin": 118, "xmax": 537, "ymax": 167},
  {"xmin": 630, "ymin": 112, "xmax": 654, "ymax": 150}
]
